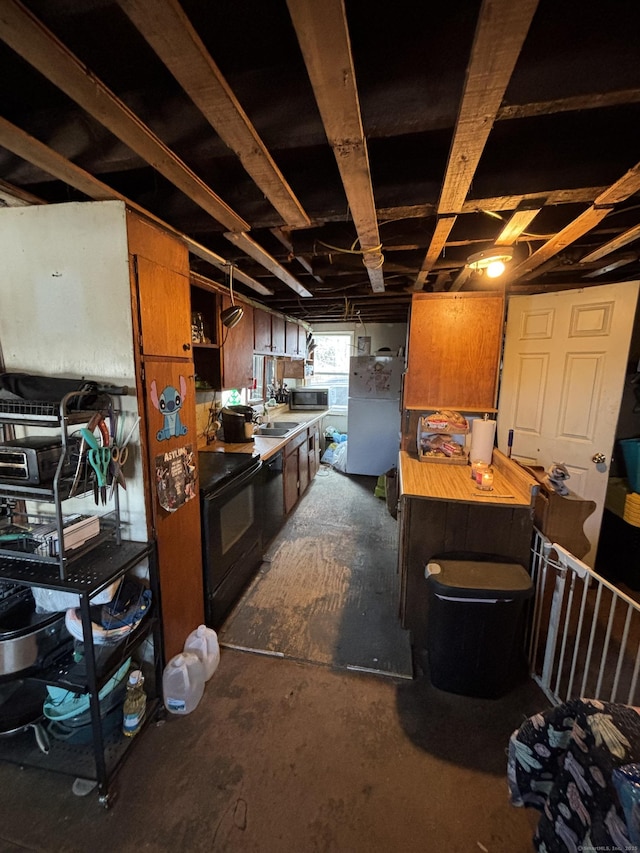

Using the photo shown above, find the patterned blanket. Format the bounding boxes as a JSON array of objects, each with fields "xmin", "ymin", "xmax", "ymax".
[{"xmin": 508, "ymin": 698, "xmax": 640, "ymax": 852}]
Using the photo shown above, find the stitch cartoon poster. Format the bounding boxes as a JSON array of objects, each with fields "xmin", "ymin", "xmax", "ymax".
[
  {"xmin": 150, "ymin": 376, "xmax": 189, "ymax": 441},
  {"xmin": 155, "ymin": 444, "xmax": 197, "ymax": 512}
]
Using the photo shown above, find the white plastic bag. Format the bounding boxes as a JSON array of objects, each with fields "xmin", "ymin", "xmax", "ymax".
[
  {"xmin": 32, "ymin": 580, "xmax": 120, "ymax": 613},
  {"xmin": 332, "ymin": 441, "xmax": 348, "ymax": 472}
]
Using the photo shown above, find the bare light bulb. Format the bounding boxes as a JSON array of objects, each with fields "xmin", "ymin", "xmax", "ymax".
[{"xmin": 485, "ymin": 260, "xmax": 506, "ymax": 278}]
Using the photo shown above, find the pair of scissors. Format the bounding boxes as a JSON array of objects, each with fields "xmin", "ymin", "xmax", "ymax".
[
  {"xmin": 109, "ymin": 445, "xmax": 129, "ymax": 498},
  {"xmin": 88, "ymin": 446, "xmax": 111, "ymax": 504}
]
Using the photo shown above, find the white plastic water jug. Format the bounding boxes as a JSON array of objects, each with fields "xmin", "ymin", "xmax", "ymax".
[
  {"xmin": 162, "ymin": 652, "xmax": 205, "ymax": 715},
  {"xmin": 183, "ymin": 624, "xmax": 220, "ymax": 681}
]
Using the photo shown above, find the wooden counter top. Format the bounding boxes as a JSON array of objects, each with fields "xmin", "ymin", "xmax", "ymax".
[
  {"xmin": 399, "ymin": 448, "xmax": 538, "ymax": 507},
  {"xmin": 198, "ymin": 410, "xmax": 327, "ymax": 461}
]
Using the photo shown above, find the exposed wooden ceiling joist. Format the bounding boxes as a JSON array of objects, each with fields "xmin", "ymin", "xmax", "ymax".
[
  {"xmin": 0, "ymin": 177, "xmax": 45, "ymax": 206},
  {"xmin": 580, "ymin": 223, "xmax": 640, "ymax": 264},
  {"xmin": 287, "ymin": 0, "xmax": 384, "ymax": 294},
  {"xmin": 224, "ymin": 231, "xmax": 313, "ymax": 297},
  {"xmin": 495, "ymin": 205, "xmax": 544, "ymax": 246},
  {"xmin": 508, "ymin": 160, "xmax": 640, "ymax": 278},
  {"xmin": 583, "ymin": 253, "xmax": 637, "ymax": 278},
  {"xmin": 415, "ymin": 0, "xmax": 539, "ymax": 285},
  {"xmin": 0, "ymin": 0, "xmax": 251, "ymax": 233},
  {"xmin": 115, "ymin": 0, "xmax": 311, "ymax": 230}
]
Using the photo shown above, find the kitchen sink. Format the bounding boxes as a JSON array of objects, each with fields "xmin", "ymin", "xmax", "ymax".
[{"xmin": 255, "ymin": 421, "xmax": 301, "ymax": 437}]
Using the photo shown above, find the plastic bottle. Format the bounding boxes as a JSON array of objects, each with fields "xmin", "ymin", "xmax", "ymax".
[
  {"xmin": 162, "ymin": 652, "xmax": 205, "ymax": 715},
  {"xmin": 183, "ymin": 624, "xmax": 220, "ymax": 681},
  {"xmin": 122, "ymin": 669, "xmax": 146, "ymax": 737}
]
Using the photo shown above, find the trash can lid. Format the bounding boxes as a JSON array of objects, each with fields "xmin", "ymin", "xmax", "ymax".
[{"xmin": 426, "ymin": 559, "xmax": 533, "ymax": 599}]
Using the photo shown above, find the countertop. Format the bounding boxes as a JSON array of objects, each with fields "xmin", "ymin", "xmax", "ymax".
[
  {"xmin": 398, "ymin": 448, "xmax": 538, "ymax": 507},
  {"xmin": 198, "ymin": 407, "xmax": 328, "ymax": 462}
]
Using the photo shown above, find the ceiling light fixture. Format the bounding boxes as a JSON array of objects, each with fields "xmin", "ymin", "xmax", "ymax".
[
  {"xmin": 220, "ymin": 264, "xmax": 244, "ymax": 329},
  {"xmin": 466, "ymin": 247, "xmax": 514, "ymax": 278}
]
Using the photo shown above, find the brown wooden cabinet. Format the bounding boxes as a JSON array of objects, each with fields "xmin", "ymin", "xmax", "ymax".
[
  {"xmin": 397, "ymin": 451, "xmax": 536, "ymax": 647},
  {"xmin": 283, "ymin": 429, "xmax": 309, "ymax": 514},
  {"xmin": 219, "ymin": 295, "xmax": 254, "ymax": 390},
  {"xmin": 130, "ymin": 256, "xmax": 193, "ymax": 360},
  {"xmin": 403, "ymin": 292, "xmax": 505, "ymax": 411},
  {"xmin": 285, "ymin": 320, "xmax": 305, "ymax": 357},
  {"xmin": 271, "ymin": 314, "xmax": 286, "ymax": 355},
  {"xmin": 127, "ymin": 211, "xmax": 204, "ymax": 661},
  {"xmin": 254, "ymin": 308, "xmax": 273, "ymax": 353}
]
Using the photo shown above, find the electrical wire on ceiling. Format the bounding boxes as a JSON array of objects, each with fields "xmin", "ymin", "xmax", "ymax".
[
  {"xmin": 478, "ymin": 208, "xmax": 556, "ymax": 240},
  {"xmin": 316, "ymin": 237, "xmax": 384, "ymax": 271}
]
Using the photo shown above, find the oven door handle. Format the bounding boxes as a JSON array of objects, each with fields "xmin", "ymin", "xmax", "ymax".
[{"xmin": 204, "ymin": 459, "xmax": 262, "ymax": 500}]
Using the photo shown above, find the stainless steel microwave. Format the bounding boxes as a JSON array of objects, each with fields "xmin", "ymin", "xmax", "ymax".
[{"xmin": 289, "ymin": 387, "xmax": 329, "ymax": 410}]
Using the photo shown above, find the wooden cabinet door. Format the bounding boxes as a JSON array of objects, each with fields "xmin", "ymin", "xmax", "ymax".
[
  {"xmin": 221, "ymin": 296, "xmax": 254, "ymax": 390},
  {"xmin": 127, "ymin": 213, "xmax": 192, "ymax": 359},
  {"xmin": 403, "ymin": 292, "xmax": 504, "ymax": 411},
  {"xmin": 133, "ymin": 256, "xmax": 193, "ymax": 359},
  {"xmin": 285, "ymin": 321, "xmax": 305, "ymax": 356},
  {"xmin": 254, "ymin": 309, "xmax": 272, "ymax": 353},
  {"xmin": 139, "ymin": 360, "xmax": 204, "ymax": 661},
  {"xmin": 283, "ymin": 446, "xmax": 299, "ymax": 514},
  {"xmin": 285, "ymin": 320, "xmax": 299, "ymax": 356},
  {"xmin": 271, "ymin": 315, "xmax": 286, "ymax": 355}
]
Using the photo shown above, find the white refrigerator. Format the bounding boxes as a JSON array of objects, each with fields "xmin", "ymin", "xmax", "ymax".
[{"xmin": 346, "ymin": 356, "xmax": 404, "ymax": 475}]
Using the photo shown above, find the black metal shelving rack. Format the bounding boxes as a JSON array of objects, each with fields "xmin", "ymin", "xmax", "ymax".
[{"xmin": 0, "ymin": 392, "xmax": 164, "ymax": 807}]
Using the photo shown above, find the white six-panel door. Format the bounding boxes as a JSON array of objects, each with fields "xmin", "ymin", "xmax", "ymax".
[{"xmin": 497, "ymin": 281, "xmax": 639, "ymax": 565}]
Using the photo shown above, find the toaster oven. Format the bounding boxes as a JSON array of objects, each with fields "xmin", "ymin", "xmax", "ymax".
[{"xmin": 0, "ymin": 436, "xmax": 75, "ymax": 485}]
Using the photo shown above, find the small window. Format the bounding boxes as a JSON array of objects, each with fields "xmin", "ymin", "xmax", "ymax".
[{"xmin": 311, "ymin": 332, "xmax": 352, "ymax": 410}]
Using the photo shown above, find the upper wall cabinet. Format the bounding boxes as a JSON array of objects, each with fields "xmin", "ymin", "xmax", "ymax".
[
  {"xmin": 127, "ymin": 216, "xmax": 193, "ymax": 360},
  {"xmin": 285, "ymin": 320, "xmax": 305, "ymax": 357},
  {"xmin": 254, "ymin": 308, "xmax": 273, "ymax": 353},
  {"xmin": 254, "ymin": 309, "xmax": 285, "ymax": 355},
  {"xmin": 403, "ymin": 292, "xmax": 505, "ymax": 411},
  {"xmin": 220, "ymin": 295, "xmax": 254, "ymax": 390},
  {"xmin": 271, "ymin": 315, "xmax": 285, "ymax": 355}
]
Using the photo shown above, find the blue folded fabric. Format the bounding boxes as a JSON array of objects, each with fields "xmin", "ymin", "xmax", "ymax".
[{"xmin": 99, "ymin": 577, "xmax": 152, "ymax": 629}]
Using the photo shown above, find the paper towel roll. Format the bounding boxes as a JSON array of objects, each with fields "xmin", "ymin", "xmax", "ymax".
[{"xmin": 469, "ymin": 419, "xmax": 496, "ymax": 464}]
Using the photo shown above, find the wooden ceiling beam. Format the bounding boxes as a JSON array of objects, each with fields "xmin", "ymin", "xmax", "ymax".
[
  {"xmin": 270, "ymin": 227, "xmax": 324, "ymax": 283},
  {"xmin": 116, "ymin": 0, "xmax": 310, "ymax": 230},
  {"xmin": 498, "ymin": 88, "xmax": 640, "ymax": 121},
  {"xmin": 416, "ymin": 0, "xmax": 539, "ymax": 286},
  {"xmin": 583, "ymin": 254, "xmax": 637, "ymax": 278},
  {"xmin": 287, "ymin": 0, "xmax": 384, "ymax": 293},
  {"xmin": 508, "ymin": 206, "xmax": 612, "ymax": 278},
  {"xmin": 509, "ymin": 160, "xmax": 640, "ymax": 280},
  {"xmin": 438, "ymin": 0, "xmax": 539, "ymax": 216},
  {"xmin": 0, "ymin": 0, "xmax": 249, "ymax": 233},
  {"xmin": 580, "ymin": 222, "xmax": 640, "ymax": 264},
  {"xmin": 0, "ymin": 177, "xmax": 45, "ymax": 206},
  {"xmin": 224, "ymin": 231, "xmax": 313, "ymax": 297},
  {"xmin": 495, "ymin": 204, "xmax": 544, "ymax": 246},
  {"xmin": 414, "ymin": 216, "xmax": 457, "ymax": 289}
]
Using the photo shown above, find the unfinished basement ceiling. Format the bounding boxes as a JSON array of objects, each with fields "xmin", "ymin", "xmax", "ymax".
[{"xmin": 1, "ymin": 0, "xmax": 640, "ymax": 324}]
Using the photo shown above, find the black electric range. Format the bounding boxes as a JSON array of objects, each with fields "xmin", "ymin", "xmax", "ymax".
[
  {"xmin": 198, "ymin": 450, "xmax": 264, "ymax": 629},
  {"xmin": 198, "ymin": 451, "xmax": 261, "ymax": 499}
]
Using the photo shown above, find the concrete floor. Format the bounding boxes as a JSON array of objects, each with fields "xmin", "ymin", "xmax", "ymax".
[
  {"xmin": 0, "ymin": 471, "xmax": 548, "ymax": 851},
  {"xmin": 0, "ymin": 647, "xmax": 546, "ymax": 853}
]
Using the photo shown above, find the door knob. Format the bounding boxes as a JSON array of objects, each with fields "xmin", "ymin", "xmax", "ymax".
[{"xmin": 592, "ymin": 452, "xmax": 606, "ymax": 464}]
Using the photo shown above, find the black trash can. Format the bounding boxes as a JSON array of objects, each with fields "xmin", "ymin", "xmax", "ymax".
[{"xmin": 425, "ymin": 559, "xmax": 533, "ymax": 699}]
